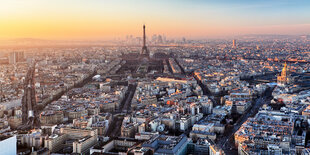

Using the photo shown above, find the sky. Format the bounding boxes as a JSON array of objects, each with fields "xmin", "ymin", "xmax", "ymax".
[{"xmin": 0, "ymin": 0, "xmax": 310, "ymax": 40}]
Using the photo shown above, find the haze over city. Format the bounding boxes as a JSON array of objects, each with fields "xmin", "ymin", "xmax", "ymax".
[
  {"xmin": 1, "ymin": 0, "xmax": 310, "ymax": 40},
  {"xmin": 1, "ymin": 1, "xmax": 310, "ymax": 155}
]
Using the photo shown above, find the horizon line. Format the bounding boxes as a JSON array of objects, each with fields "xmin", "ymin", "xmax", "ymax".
[{"xmin": 1, "ymin": 33, "xmax": 310, "ymax": 42}]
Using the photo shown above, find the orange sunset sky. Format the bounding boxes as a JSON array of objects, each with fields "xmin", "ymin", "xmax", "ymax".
[{"xmin": 1, "ymin": 0, "xmax": 310, "ymax": 40}]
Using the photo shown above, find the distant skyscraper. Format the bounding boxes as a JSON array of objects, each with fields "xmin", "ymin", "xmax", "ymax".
[
  {"xmin": 182, "ymin": 37, "xmax": 186, "ymax": 43},
  {"xmin": 232, "ymin": 39, "xmax": 237, "ymax": 48},
  {"xmin": 17, "ymin": 52, "xmax": 24, "ymax": 62},
  {"xmin": 9, "ymin": 52, "xmax": 17, "ymax": 64},
  {"xmin": 157, "ymin": 35, "xmax": 163, "ymax": 43},
  {"xmin": 9, "ymin": 52, "xmax": 24, "ymax": 64},
  {"xmin": 140, "ymin": 25, "xmax": 149, "ymax": 57}
]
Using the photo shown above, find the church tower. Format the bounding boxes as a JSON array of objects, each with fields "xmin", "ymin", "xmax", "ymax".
[{"xmin": 277, "ymin": 62, "xmax": 291, "ymax": 86}]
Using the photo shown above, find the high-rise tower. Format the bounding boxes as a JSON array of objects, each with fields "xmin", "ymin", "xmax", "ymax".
[
  {"xmin": 232, "ymin": 39, "xmax": 237, "ymax": 48},
  {"xmin": 141, "ymin": 25, "xmax": 149, "ymax": 57}
]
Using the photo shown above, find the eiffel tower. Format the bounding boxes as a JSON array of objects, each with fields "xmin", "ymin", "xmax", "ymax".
[{"xmin": 140, "ymin": 25, "xmax": 149, "ymax": 58}]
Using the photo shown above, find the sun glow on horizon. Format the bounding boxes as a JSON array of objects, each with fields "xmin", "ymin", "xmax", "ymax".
[{"xmin": 1, "ymin": 0, "xmax": 310, "ymax": 40}]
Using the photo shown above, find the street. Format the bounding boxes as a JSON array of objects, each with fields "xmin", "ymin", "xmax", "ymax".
[{"xmin": 217, "ymin": 86, "xmax": 275, "ymax": 154}]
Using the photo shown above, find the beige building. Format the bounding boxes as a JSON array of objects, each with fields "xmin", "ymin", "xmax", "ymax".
[
  {"xmin": 100, "ymin": 102, "xmax": 117, "ymax": 112},
  {"xmin": 40, "ymin": 111, "xmax": 64, "ymax": 125},
  {"xmin": 121, "ymin": 123, "xmax": 138, "ymax": 138},
  {"xmin": 45, "ymin": 127, "xmax": 98, "ymax": 153},
  {"xmin": 44, "ymin": 134, "xmax": 67, "ymax": 152},
  {"xmin": 20, "ymin": 131, "xmax": 47, "ymax": 150},
  {"xmin": 8, "ymin": 116, "xmax": 22, "ymax": 129},
  {"xmin": 60, "ymin": 127, "xmax": 97, "ymax": 139},
  {"xmin": 65, "ymin": 109, "xmax": 88, "ymax": 121},
  {"xmin": 73, "ymin": 135, "xmax": 97, "ymax": 154}
]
